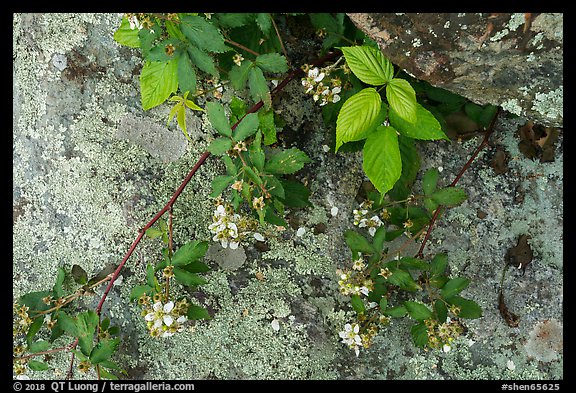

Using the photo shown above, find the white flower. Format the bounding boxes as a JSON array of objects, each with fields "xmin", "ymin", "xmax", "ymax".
[
  {"xmin": 308, "ymin": 67, "xmax": 325, "ymax": 82},
  {"xmin": 253, "ymin": 232, "xmax": 265, "ymax": 242},
  {"xmin": 339, "ymin": 323, "xmax": 362, "ymax": 356}
]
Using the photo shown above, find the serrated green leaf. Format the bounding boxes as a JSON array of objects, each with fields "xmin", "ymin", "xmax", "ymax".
[
  {"xmin": 434, "ymin": 299, "xmax": 448, "ymax": 323},
  {"xmin": 248, "ymin": 66, "xmax": 271, "ymax": 108},
  {"xmin": 57, "ymin": 311, "xmax": 79, "ymax": 337},
  {"xmin": 215, "ymin": 13, "xmax": 255, "ymax": 28},
  {"xmin": 221, "ymin": 155, "xmax": 238, "ymax": 176},
  {"xmin": 99, "ymin": 368, "xmax": 120, "ymax": 380},
  {"xmin": 76, "ymin": 310, "xmax": 98, "ymax": 356},
  {"xmin": 229, "ymin": 61, "xmax": 252, "ymax": 90},
  {"xmin": 389, "ymin": 103, "xmax": 448, "ymax": 141},
  {"xmin": 26, "ymin": 318, "xmax": 43, "ymax": 346},
  {"xmin": 146, "ymin": 40, "xmax": 178, "ymax": 62},
  {"xmin": 206, "ymin": 102, "xmax": 232, "ymax": 137},
  {"xmin": 341, "ymin": 46, "xmax": 394, "ymax": 86},
  {"xmin": 140, "ymin": 60, "xmax": 179, "ymax": 110},
  {"xmin": 344, "ymin": 230, "xmax": 375, "ymax": 254},
  {"xmin": 383, "ymin": 305, "xmax": 407, "ymax": 318},
  {"xmin": 52, "ymin": 267, "xmax": 66, "ymax": 299},
  {"xmin": 129, "ymin": 285, "xmax": 153, "ymax": 301},
  {"xmin": 441, "ymin": 277, "xmax": 471, "ymax": 299},
  {"xmin": 250, "ymin": 149, "xmax": 266, "ymax": 173},
  {"xmin": 71, "ymin": 264, "xmax": 88, "ymax": 285},
  {"xmin": 264, "ymin": 148, "xmax": 311, "ymax": 175},
  {"xmin": 176, "ymin": 106, "xmax": 188, "ymax": 139},
  {"xmin": 172, "ymin": 241, "xmax": 209, "ymax": 267},
  {"xmin": 372, "ymin": 226, "xmax": 388, "ymax": 253},
  {"xmin": 146, "ymin": 263, "xmax": 157, "ymax": 289},
  {"xmin": 27, "ymin": 360, "xmax": 50, "ymax": 371},
  {"xmin": 447, "ymin": 296, "xmax": 483, "ymax": 319},
  {"xmin": 185, "ymin": 99, "xmax": 203, "ymax": 111},
  {"xmin": 430, "ymin": 253, "xmax": 449, "ymax": 276},
  {"xmin": 258, "ymin": 109, "xmax": 277, "ymax": 145},
  {"xmin": 404, "ymin": 301, "xmax": 433, "ymax": 321},
  {"xmin": 387, "ymin": 268, "xmax": 420, "ymax": 292},
  {"xmin": 145, "ymin": 227, "xmax": 164, "ymax": 239},
  {"xmin": 177, "ymin": 51, "xmax": 196, "ymax": 95},
  {"xmin": 422, "ymin": 168, "xmax": 440, "ymax": 196},
  {"xmin": 174, "ymin": 267, "xmax": 208, "ymax": 287},
  {"xmin": 180, "ymin": 260, "xmax": 210, "ymax": 274},
  {"xmin": 255, "ymin": 53, "xmax": 288, "ymax": 73},
  {"xmin": 207, "ymin": 137, "xmax": 233, "ymax": 155},
  {"xmin": 114, "ymin": 18, "xmax": 141, "ymax": 48},
  {"xmin": 187, "ymin": 304, "xmax": 211, "ymax": 320},
  {"xmin": 90, "ymin": 337, "xmax": 120, "ymax": 364},
  {"xmin": 138, "ymin": 27, "xmax": 160, "ymax": 58},
  {"xmin": 430, "ymin": 275, "xmax": 449, "ymax": 289},
  {"xmin": 386, "ymin": 78, "xmax": 417, "ymax": 124},
  {"xmin": 188, "ymin": 46, "xmax": 218, "ymax": 77},
  {"xmin": 20, "ymin": 291, "xmax": 51, "ymax": 314},
  {"xmin": 243, "ymin": 165, "xmax": 263, "ymax": 185},
  {"xmin": 256, "ymin": 13, "xmax": 272, "ymax": 36},
  {"xmin": 379, "ymin": 297, "xmax": 388, "ymax": 310},
  {"xmin": 350, "ymin": 294, "xmax": 366, "ymax": 314},
  {"xmin": 233, "ymin": 112, "xmax": 259, "ymax": 141},
  {"xmin": 180, "ymin": 15, "xmax": 228, "ymax": 53},
  {"xmin": 431, "ymin": 187, "xmax": 467, "ymax": 207},
  {"xmin": 399, "ymin": 257, "xmax": 429, "ymax": 271},
  {"xmin": 411, "ymin": 322, "xmax": 429, "ymax": 348},
  {"xmin": 279, "ymin": 180, "xmax": 312, "ymax": 208},
  {"xmin": 28, "ymin": 340, "xmax": 51, "ymax": 353},
  {"xmin": 165, "ymin": 20, "xmax": 186, "ymax": 41},
  {"xmin": 388, "ymin": 135, "xmax": 420, "ymax": 201},
  {"xmin": 362, "ymin": 125, "xmax": 402, "ymax": 196},
  {"xmin": 335, "ymin": 88, "xmax": 382, "ymax": 152}
]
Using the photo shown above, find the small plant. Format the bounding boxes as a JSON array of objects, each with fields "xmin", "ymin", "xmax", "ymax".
[{"xmin": 14, "ymin": 13, "xmax": 504, "ymax": 379}]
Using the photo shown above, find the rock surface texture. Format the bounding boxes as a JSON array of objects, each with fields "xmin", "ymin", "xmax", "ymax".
[{"xmin": 347, "ymin": 13, "xmax": 563, "ymax": 128}]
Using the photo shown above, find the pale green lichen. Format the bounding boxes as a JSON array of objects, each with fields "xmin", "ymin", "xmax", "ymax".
[{"xmin": 532, "ymin": 86, "xmax": 563, "ymax": 123}]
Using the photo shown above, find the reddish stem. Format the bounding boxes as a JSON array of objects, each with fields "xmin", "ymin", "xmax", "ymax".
[{"xmin": 416, "ymin": 108, "xmax": 501, "ymax": 258}]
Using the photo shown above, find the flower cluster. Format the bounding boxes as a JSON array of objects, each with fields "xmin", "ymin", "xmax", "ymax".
[
  {"xmin": 352, "ymin": 200, "xmax": 389, "ymax": 236},
  {"xmin": 208, "ymin": 200, "xmax": 260, "ymax": 249},
  {"xmin": 301, "ymin": 65, "xmax": 342, "ymax": 106},
  {"xmin": 337, "ymin": 267, "xmax": 374, "ymax": 297},
  {"xmin": 140, "ymin": 297, "xmax": 189, "ymax": 338},
  {"xmin": 339, "ymin": 310, "xmax": 391, "ymax": 357},
  {"xmin": 424, "ymin": 312, "xmax": 465, "ymax": 352}
]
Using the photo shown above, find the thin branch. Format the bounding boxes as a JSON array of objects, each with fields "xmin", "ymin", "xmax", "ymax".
[
  {"xmin": 416, "ymin": 108, "xmax": 501, "ymax": 258},
  {"xmin": 225, "ymin": 39, "xmax": 260, "ymax": 57},
  {"xmin": 269, "ymin": 14, "xmax": 290, "ymax": 68}
]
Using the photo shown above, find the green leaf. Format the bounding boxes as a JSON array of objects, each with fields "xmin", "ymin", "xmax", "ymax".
[
  {"xmin": 447, "ymin": 296, "xmax": 483, "ymax": 319},
  {"xmin": 279, "ymin": 180, "xmax": 312, "ymax": 208},
  {"xmin": 362, "ymin": 125, "xmax": 402, "ymax": 196},
  {"xmin": 221, "ymin": 155, "xmax": 238, "ymax": 176},
  {"xmin": 264, "ymin": 148, "xmax": 311, "ymax": 175},
  {"xmin": 387, "ymin": 268, "xmax": 420, "ymax": 292},
  {"xmin": 129, "ymin": 285, "xmax": 153, "ymax": 301},
  {"xmin": 215, "ymin": 13, "xmax": 255, "ymax": 28},
  {"xmin": 187, "ymin": 304, "xmax": 211, "ymax": 320},
  {"xmin": 233, "ymin": 112, "xmax": 259, "ymax": 141},
  {"xmin": 379, "ymin": 296, "xmax": 388, "ymax": 310},
  {"xmin": 27, "ymin": 360, "xmax": 50, "ymax": 371},
  {"xmin": 52, "ymin": 267, "xmax": 66, "ymax": 299},
  {"xmin": 386, "ymin": 78, "xmax": 417, "ymax": 124},
  {"xmin": 248, "ymin": 66, "xmax": 271, "ymax": 108},
  {"xmin": 113, "ymin": 17, "xmax": 141, "ymax": 48},
  {"xmin": 188, "ymin": 46, "xmax": 218, "ymax": 77},
  {"xmin": 430, "ymin": 275, "xmax": 449, "ymax": 289},
  {"xmin": 404, "ymin": 301, "xmax": 433, "ymax": 321},
  {"xmin": 28, "ymin": 340, "xmax": 51, "ymax": 353},
  {"xmin": 71, "ymin": 264, "xmax": 88, "ymax": 285},
  {"xmin": 176, "ymin": 106, "xmax": 188, "ymax": 139},
  {"xmin": 350, "ymin": 294, "xmax": 366, "ymax": 314},
  {"xmin": 256, "ymin": 13, "xmax": 272, "ymax": 36},
  {"xmin": 229, "ymin": 61, "xmax": 252, "ymax": 90},
  {"xmin": 389, "ymin": 103, "xmax": 449, "ymax": 141},
  {"xmin": 146, "ymin": 40, "xmax": 178, "ymax": 62},
  {"xmin": 76, "ymin": 310, "xmax": 99, "ymax": 357},
  {"xmin": 431, "ymin": 187, "xmax": 467, "ymax": 207},
  {"xmin": 388, "ymin": 135, "xmax": 420, "ymax": 201},
  {"xmin": 434, "ymin": 299, "xmax": 448, "ymax": 323},
  {"xmin": 26, "ymin": 318, "xmax": 44, "ymax": 345},
  {"xmin": 335, "ymin": 88, "xmax": 382, "ymax": 152},
  {"xmin": 99, "ymin": 368, "xmax": 120, "ymax": 380},
  {"xmin": 165, "ymin": 20, "xmax": 186, "ymax": 41},
  {"xmin": 177, "ymin": 51, "xmax": 197, "ymax": 95},
  {"xmin": 383, "ymin": 305, "xmax": 407, "ymax": 318},
  {"xmin": 255, "ymin": 53, "xmax": 288, "ymax": 73},
  {"xmin": 372, "ymin": 226, "xmax": 387, "ymax": 253},
  {"xmin": 90, "ymin": 338, "xmax": 120, "ymax": 364},
  {"xmin": 138, "ymin": 27, "xmax": 160, "ymax": 58},
  {"xmin": 180, "ymin": 260, "xmax": 210, "ymax": 274},
  {"xmin": 399, "ymin": 257, "xmax": 429, "ymax": 271},
  {"xmin": 441, "ymin": 277, "xmax": 471, "ymax": 299},
  {"xmin": 180, "ymin": 15, "xmax": 228, "ymax": 53},
  {"xmin": 140, "ymin": 60, "xmax": 179, "ymax": 110},
  {"xmin": 146, "ymin": 263, "xmax": 157, "ymax": 289},
  {"xmin": 410, "ymin": 322, "xmax": 429, "ymax": 348},
  {"xmin": 207, "ymin": 137, "xmax": 232, "ymax": 155},
  {"xmin": 145, "ymin": 226, "xmax": 164, "ymax": 240},
  {"xmin": 258, "ymin": 109, "xmax": 277, "ymax": 145},
  {"xmin": 430, "ymin": 253, "xmax": 449, "ymax": 276},
  {"xmin": 174, "ymin": 267, "xmax": 208, "ymax": 287},
  {"xmin": 422, "ymin": 168, "xmax": 440, "ymax": 196},
  {"xmin": 172, "ymin": 241, "xmax": 209, "ymax": 267},
  {"xmin": 343, "ymin": 230, "xmax": 375, "ymax": 254},
  {"xmin": 57, "ymin": 311, "xmax": 79, "ymax": 337},
  {"xmin": 206, "ymin": 102, "xmax": 232, "ymax": 137},
  {"xmin": 341, "ymin": 46, "xmax": 394, "ymax": 85}
]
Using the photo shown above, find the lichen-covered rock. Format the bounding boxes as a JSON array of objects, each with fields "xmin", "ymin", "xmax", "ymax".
[{"xmin": 347, "ymin": 13, "xmax": 563, "ymax": 127}]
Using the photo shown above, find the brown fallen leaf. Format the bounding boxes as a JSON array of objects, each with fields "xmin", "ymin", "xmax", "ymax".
[
  {"xmin": 517, "ymin": 121, "xmax": 560, "ymax": 162},
  {"xmin": 499, "ymin": 290, "xmax": 520, "ymax": 327},
  {"xmin": 490, "ymin": 148, "xmax": 508, "ymax": 175},
  {"xmin": 505, "ymin": 234, "xmax": 533, "ymax": 274}
]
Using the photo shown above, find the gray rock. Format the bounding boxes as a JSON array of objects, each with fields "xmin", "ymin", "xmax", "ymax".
[{"xmin": 347, "ymin": 13, "xmax": 563, "ymax": 127}]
